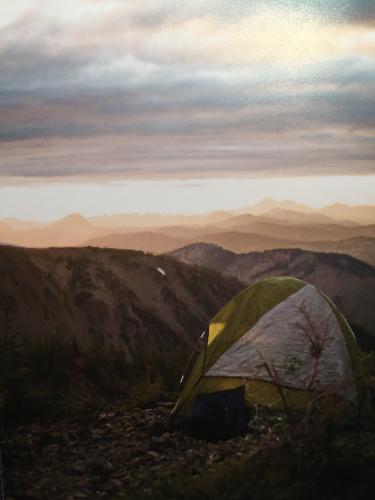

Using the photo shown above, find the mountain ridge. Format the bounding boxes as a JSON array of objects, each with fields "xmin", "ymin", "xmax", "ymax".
[{"xmin": 0, "ymin": 245, "xmax": 242, "ymax": 357}]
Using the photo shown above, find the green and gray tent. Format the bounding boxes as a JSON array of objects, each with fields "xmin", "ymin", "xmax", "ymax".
[{"xmin": 172, "ymin": 277, "xmax": 361, "ymax": 417}]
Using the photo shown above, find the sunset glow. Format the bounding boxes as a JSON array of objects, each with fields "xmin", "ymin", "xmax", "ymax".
[{"xmin": 1, "ymin": 1, "xmax": 374, "ymax": 217}]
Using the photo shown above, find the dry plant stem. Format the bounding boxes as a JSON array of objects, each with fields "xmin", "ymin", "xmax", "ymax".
[
  {"xmin": 295, "ymin": 300, "xmax": 332, "ymax": 391},
  {"xmin": 257, "ymin": 350, "xmax": 290, "ymax": 416}
]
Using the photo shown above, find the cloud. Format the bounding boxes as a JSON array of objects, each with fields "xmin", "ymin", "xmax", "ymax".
[
  {"xmin": 343, "ymin": 0, "xmax": 375, "ymax": 25},
  {"xmin": 0, "ymin": 0, "xmax": 374, "ymax": 182}
]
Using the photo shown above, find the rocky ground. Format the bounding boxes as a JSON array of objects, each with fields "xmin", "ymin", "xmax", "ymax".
[{"xmin": 2, "ymin": 404, "xmax": 262, "ymax": 500}]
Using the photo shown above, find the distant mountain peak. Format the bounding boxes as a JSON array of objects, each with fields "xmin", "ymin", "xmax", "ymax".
[
  {"xmin": 60, "ymin": 213, "xmax": 88, "ymax": 222},
  {"xmin": 263, "ymin": 208, "xmax": 335, "ymax": 224},
  {"xmin": 50, "ymin": 213, "xmax": 92, "ymax": 227},
  {"xmin": 174, "ymin": 241, "xmax": 230, "ymax": 253},
  {"xmin": 237, "ymin": 198, "xmax": 314, "ymax": 215}
]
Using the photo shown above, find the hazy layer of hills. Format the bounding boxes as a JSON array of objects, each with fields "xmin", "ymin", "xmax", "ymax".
[
  {"xmin": 235, "ymin": 198, "xmax": 375, "ymax": 224},
  {"xmin": 2, "ymin": 199, "xmax": 375, "ymax": 353},
  {"xmin": 1, "ymin": 200, "xmax": 375, "ymax": 267},
  {"xmin": 169, "ymin": 244, "xmax": 375, "ymax": 351}
]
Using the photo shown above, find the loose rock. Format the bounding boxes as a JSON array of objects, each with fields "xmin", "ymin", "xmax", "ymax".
[{"xmin": 2, "ymin": 405, "xmax": 258, "ymax": 499}]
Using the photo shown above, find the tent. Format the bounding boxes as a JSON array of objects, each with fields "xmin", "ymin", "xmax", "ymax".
[{"xmin": 172, "ymin": 277, "xmax": 361, "ymax": 419}]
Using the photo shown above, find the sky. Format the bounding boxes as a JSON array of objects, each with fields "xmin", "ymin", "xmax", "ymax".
[{"xmin": 0, "ymin": 0, "xmax": 375, "ymax": 218}]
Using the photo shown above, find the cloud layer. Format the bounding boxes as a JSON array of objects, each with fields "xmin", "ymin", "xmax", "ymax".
[{"xmin": 0, "ymin": 0, "xmax": 374, "ymax": 181}]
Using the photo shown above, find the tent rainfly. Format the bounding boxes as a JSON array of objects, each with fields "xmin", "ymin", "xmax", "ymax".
[{"xmin": 172, "ymin": 277, "xmax": 361, "ymax": 418}]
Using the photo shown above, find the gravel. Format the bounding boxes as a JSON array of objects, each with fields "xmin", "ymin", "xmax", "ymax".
[{"xmin": 2, "ymin": 404, "xmax": 261, "ymax": 499}]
